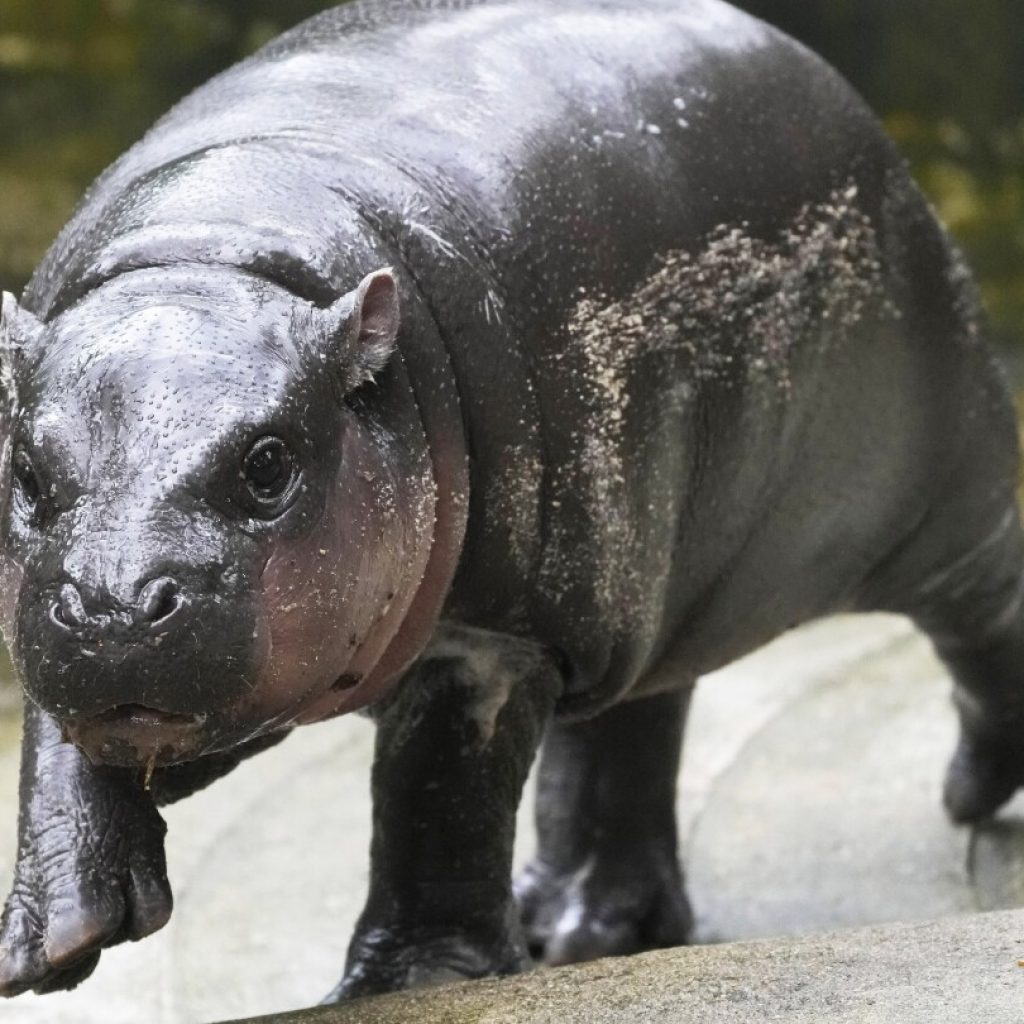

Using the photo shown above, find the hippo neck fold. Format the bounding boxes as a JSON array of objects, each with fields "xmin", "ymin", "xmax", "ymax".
[
  {"xmin": 24, "ymin": 137, "xmax": 385, "ymax": 322},
  {"xmin": 43, "ymin": 223, "xmax": 347, "ymax": 318}
]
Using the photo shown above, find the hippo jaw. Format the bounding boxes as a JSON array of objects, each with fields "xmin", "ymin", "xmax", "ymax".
[{"xmin": 0, "ymin": 265, "xmax": 436, "ymax": 767}]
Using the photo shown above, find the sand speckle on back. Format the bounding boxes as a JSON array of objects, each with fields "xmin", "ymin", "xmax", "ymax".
[{"xmin": 542, "ymin": 184, "xmax": 892, "ymax": 628}]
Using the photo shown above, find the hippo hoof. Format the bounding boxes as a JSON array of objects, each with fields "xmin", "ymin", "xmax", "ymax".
[
  {"xmin": 324, "ymin": 923, "xmax": 529, "ymax": 1001},
  {"xmin": 943, "ymin": 732, "xmax": 1024, "ymax": 824},
  {"xmin": 515, "ymin": 849, "xmax": 693, "ymax": 966}
]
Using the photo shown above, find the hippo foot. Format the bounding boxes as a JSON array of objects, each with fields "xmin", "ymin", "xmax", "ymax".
[
  {"xmin": 324, "ymin": 915, "xmax": 530, "ymax": 1001},
  {"xmin": 943, "ymin": 730, "xmax": 1024, "ymax": 824},
  {"xmin": 0, "ymin": 786, "xmax": 171, "ymax": 997},
  {"xmin": 515, "ymin": 846, "xmax": 693, "ymax": 966}
]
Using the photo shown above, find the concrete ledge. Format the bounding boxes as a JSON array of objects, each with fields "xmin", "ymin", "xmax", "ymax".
[{"xmin": 226, "ymin": 910, "xmax": 1024, "ymax": 1024}]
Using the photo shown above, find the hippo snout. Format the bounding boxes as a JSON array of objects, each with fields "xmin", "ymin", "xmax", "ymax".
[
  {"xmin": 17, "ymin": 554, "xmax": 267, "ymax": 741},
  {"xmin": 50, "ymin": 575, "xmax": 183, "ymax": 640}
]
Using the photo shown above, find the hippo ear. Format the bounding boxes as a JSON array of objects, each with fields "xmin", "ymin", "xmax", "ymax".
[
  {"xmin": 320, "ymin": 268, "xmax": 401, "ymax": 391},
  {"xmin": 0, "ymin": 291, "xmax": 41, "ymax": 408}
]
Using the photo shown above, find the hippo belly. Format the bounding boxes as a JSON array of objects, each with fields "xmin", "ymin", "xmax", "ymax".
[{"xmin": 3, "ymin": 0, "xmax": 1023, "ymax": 1006}]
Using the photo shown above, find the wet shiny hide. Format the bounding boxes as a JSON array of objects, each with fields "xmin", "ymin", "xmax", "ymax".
[{"xmin": 2, "ymin": 0, "xmax": 1024, "ymax": 1003}]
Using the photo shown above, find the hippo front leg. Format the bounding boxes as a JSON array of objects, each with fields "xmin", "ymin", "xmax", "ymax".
[
  {"xmin": 0, "ymin": 702, "xmax": 171, "ymax": 996},
  {"xmin": 326, "ymin": 628, "xmax": 560, "ymax": 1000}
]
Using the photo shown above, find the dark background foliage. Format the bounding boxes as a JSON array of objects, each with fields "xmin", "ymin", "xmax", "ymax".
[{"xmin": 0, "ymin": 0, "xmax": 1021, "ymax": 349}]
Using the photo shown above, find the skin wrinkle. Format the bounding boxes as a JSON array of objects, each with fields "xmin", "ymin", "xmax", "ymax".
[{"xmin": 37, "ymin": 138, "xmax": 305, "ymax": 321}]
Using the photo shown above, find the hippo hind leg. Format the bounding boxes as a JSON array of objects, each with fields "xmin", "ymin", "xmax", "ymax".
[
  {"xmin": 916, "ymin": 510, "xmax": 1024, "ymax": 824},
  {"xmin": 863, "ymin": 407, "xmax": 1024, "ymax": 824},
  {"xmin": 515, "ymin": 687, "xmax": 694, "ymax": 965}
]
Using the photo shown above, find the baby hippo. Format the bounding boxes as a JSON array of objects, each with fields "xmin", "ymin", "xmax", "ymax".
[{"xmin": 2, "ymin": 0, "xmax": 1023, "ymax": 1003}]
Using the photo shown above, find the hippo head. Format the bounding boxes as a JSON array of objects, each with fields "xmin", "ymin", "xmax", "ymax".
[{"xmin": 0, "ymin": 266, "xmax": 437, "ymax": 767}]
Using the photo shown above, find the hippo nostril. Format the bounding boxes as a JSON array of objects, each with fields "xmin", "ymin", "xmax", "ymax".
[
  {"xmin": 136, "ymin": 577, "xmax": 181, "ymax": 627},
  {"xmin": 52, "ymin": 582, "xmax": 87, "ymax": 631}
]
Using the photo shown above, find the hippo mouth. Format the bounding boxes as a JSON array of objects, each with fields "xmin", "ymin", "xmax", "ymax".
[
  {"xmin": 63, "ymin": 703, "xmax": 210, "ymax": 768},
  {"xmin": 94, "ymin": 703, "xmax": 205, "ymax": 728}
]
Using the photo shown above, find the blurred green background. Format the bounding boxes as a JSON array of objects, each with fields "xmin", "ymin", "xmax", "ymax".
[{"xmin": 0, "ymin": 0, "xmax": 1021, "ymax": 355}]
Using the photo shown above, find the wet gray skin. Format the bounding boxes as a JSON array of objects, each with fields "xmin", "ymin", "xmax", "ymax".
[
  {"xmin": 5, "ymin": 267, "xmax": 425, "ymax": 767},
  {"xmin": 3, "ymin": 0, "xmax": 1024, "ymax": 1005}
]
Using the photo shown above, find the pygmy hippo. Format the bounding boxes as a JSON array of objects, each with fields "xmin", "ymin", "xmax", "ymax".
[{"xmin": 2, "ymin": 0, "xmax": 1023, "ymax": 1003}]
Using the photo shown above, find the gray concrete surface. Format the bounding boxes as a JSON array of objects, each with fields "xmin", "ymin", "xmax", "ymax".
[
  {"xmin": 0, "ymin": 614, "xmax": 1022, "ymax": 1022},
  {"xmin": 224, "ymin": 908, "xmax": 1024, "ymax": 1024}
]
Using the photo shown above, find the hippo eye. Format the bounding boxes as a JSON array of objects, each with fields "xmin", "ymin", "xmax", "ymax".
[
  {"xmin": 12, "ymin": 447, "xmax": 41, "ymax": 508},
  {"xmin": 241, "ymin": 436, "xmax": 297, "ymax": 511}
]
